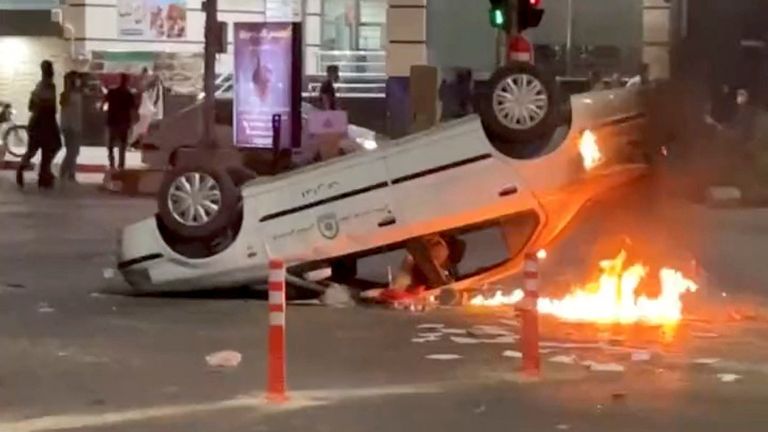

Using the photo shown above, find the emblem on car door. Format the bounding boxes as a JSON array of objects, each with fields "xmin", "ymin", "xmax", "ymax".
[{"xmin": 317, "ymin": 213, "xmax": 340, "ymax": 240}]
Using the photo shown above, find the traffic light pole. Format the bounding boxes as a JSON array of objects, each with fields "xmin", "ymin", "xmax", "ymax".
[
  {"xmin": 202, "ymin": 0, "xmax": 218, "ymax": 149},
  {"xmin": 565, "ymin": 0, "xmax": 573, "ymax": 75}
]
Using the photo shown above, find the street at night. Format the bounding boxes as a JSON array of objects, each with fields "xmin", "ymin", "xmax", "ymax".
[{"xmin": 2, "ymin": 171, "xmax": 768, "ymax": 431}]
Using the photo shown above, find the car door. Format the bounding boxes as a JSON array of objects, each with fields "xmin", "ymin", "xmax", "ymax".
[{"xmin": 259, "ymin": 155, "xmax": 397, "ymax": 264}]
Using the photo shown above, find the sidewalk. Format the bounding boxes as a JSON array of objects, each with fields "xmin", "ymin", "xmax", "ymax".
[{"xmin": 1, "ymin": 146, "xmax": 145, "ymax": 174}]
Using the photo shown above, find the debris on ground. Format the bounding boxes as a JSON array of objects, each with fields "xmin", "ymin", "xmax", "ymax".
[
  {"xmin": 692, "ymin": 332, "xmax": 720, "ymax": 339},
  {"xmin": 37, "ymin": 302, "xmax": 55, "ymax": 313},
  {"xmin": 611, "ymin": 392, "xmax": 628, "ymax": 403},
  {"xmin": 411, "ymin": 337, "xmax": 440, "ymax": 343},
  {"xmin": 468, "ymin": 325, "xmax": 514, "ymax": 337},
  {"xmin": 102, "ymin": 268, "xmax": 116, "ymax": 279},
  {"xmin": 584, "ymin": 361, "xmax": 625, "ymax": 372},
  {"xmin": 717, "ymin": 373, "xmax": 742, "ymax": 383},
  {"xmin": 417, "ymin": 332, "xmax": 443, "ymax": 338},
  {"xmin": 555, "ymin": 424, "xmax": 571, "ymax": 430},
  {"xmin": 548, "ymin": 355, "xmax": 578, "ymax": 365},
  {"xmin": 321, "ymin": 283, "xmax": 355, "ymax": 308},
  {"xmin": 441, "ymin": 328, "xmax": 468, "ymax": 335},
  {"xmin": 502, "ymin": 350, "xmax": 523, "ymax": 359},
  {"xmin": 205, "ymin": 350, "xmax": 243, "ymax": 368},
  {"xmin": 425, "ymin": 354, "xmax": 462, "ymax": 361},
  {"xmin": 450, "ymin": 336, "xmax": 482, "ymax": 344},
  {"xmin": 417, "ymin": 323, "xmax": 445, "ymax": 330},
  {"xmin": 0, "ymin": 282, "xmax": 25, "ymax": 292},
  {"xmin": 692, "ymin": 358, "xmax": 720, "ymax": 365},
  {"xmin": 498, "ymin": 319, "xmax": 520, "ymax": 327},
  {"xmin": 706, "ymin": 186, "xmax": 742, "ymax": 207},
  {"xmin": 630, "ymin": 351, "xmax": 652, "ymax": 362},
  {"xmin": 541, "ymin": 341, "xmax": 602, "ymax": 349}
]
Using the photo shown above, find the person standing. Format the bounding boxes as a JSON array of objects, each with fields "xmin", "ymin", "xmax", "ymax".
[
  {"xmin": 59, "ymin": 71, "xmax": 84, "ymax": 183},
  {"xmin": 319, "ymin": 65, "xmax": 339, "ymax": 110},
  {"xmin": 17, "ymin": 60, "xmax": 62, "ymax": 189},
  {"xmin": 104, "ymin": 73, "xmax": 136, "ymax": 170}
]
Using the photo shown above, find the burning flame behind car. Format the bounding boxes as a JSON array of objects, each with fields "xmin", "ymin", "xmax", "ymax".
[{"xmin": 470, "ymin": 250, "xmax": 698, "ymax": 326}]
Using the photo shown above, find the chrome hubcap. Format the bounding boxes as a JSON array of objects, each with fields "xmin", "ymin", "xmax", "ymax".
[
  {"xmin": 492, "ymin": 74, "xmax": 548, "ymax": 130},
  {"xmin": 168, "ymin": 172, "xmax": 222, "ymax": 226}
]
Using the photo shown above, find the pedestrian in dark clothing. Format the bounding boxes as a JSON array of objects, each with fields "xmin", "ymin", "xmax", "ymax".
[
  {"xmin": 60, "ymin": 71, "xmax": 84, "ymax": 183},
  {"xmin": 104, "ymin": 73, "xmax": 136, "ymax": 170},
  {"xmin": 319, "ymin": 65, "xmax": 339, "ymax": 110},
  {"xmin": 17, "ymin": 60, "xmax": 62, "ymax": 189}
]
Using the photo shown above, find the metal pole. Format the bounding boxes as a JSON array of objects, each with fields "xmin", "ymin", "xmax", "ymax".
[
  {"xmin": 565, "ymin": 0, "xmax": 573, "ymax": 75},
  {"xmin": 202, "ymin": 0, "xmax": 218, "ymax": 148}
]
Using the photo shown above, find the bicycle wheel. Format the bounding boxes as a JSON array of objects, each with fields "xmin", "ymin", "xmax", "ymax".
[{"xmin": 3, "ymin": 125, "xmax": 28, "ymax": 158}]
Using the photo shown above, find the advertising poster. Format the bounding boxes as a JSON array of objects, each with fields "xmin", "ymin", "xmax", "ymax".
[
  {"xmin": 234, "ymin": 22, "xmax": 294, "ymax": 148},
  {"xmin": 117, "ymin": 0, "xmax": 187, "ymax": 39}
]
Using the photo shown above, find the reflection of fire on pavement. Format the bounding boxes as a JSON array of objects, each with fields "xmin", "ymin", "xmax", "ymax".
[{"xmin": 470, "ymin": 250, "xmax": 699, "ymax": 327}]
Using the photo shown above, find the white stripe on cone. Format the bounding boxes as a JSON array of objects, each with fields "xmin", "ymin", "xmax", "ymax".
[
  {"xmin": 269, "ymin": 312, "xmax": 285, "ymax": 326},
  {"xmin": 268, "ymin": 268, "xmax": 286, "ymax": 284},
  {"xmin": 268, "ymin": 291, "xmax": 284, "ymax": 305}
]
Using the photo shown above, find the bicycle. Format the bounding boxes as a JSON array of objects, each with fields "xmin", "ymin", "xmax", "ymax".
[{"xmin": 0, "ymin": 102, "xmax": 29, "ymax": 158}]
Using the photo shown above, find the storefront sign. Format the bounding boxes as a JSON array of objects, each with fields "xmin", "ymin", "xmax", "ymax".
[
  {"xmin": 234, "ymin": 22, "xmax": 297, "ymax": 148},
  {"xmin": 265, "ymin": 0, "xmax": 302, "ymax": 22},
  {"xmin": 117, "ymin": 0, "xmax": 187, "ymax": 39}
]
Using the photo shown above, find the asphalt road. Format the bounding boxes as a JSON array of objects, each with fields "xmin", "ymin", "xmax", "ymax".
[{"xmin": 1, "ymin": 173, "xmax": 768, "ymax": 432}]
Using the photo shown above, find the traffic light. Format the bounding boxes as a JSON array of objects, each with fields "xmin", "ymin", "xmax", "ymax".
[
  {"xmin": 518, "ymin": 0, "xmax": 545, "ymax": 31},
  {"xmin": 488, "ymin": 0, "xmax": 509, "ymax": 30}
]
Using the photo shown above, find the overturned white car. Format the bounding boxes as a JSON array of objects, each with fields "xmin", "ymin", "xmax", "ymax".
[{"xmin": 118, "ymin": 63, "xmax": 650, "ymax": 295}]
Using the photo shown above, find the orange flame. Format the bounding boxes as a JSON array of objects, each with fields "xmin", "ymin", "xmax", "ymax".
[
  {"xmin": 470, "ymin": 251, "xmax": 698, "ymax": 326},
  {"xmin": 579, "ymin": 130, "xmax": 603, "ymax": 170}
]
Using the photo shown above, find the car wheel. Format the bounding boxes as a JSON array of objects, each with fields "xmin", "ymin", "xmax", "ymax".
[
  {"xmin": 157, "ymin": 165, "xmax": 241, "ymax": 239},
  {"xmin": 480, "ymin": 62, "xmax": 558, "ymax": 143}
]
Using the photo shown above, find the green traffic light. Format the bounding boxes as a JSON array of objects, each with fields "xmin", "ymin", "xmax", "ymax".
[{"xmin": 490, "ymin": 7, "xmax": 505, "ymax": 27}]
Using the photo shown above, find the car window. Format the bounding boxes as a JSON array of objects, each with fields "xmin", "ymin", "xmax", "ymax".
[{"xmin": 354, "ymin": 210, "xmax": 540, "ymax": 285}]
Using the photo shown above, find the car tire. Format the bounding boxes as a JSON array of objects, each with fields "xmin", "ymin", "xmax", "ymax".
[
  {"xmin": 157, "ymin": 164, "xmax": 241, "ymax": 239},
  {"xmin": 480, "ymin": 62, "xmax": 558, "ymax": 143}
]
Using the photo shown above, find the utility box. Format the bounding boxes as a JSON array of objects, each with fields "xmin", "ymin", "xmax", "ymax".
[{"xmin": 409, "ymin": 65, "xmax": 440, "ymax": 134}]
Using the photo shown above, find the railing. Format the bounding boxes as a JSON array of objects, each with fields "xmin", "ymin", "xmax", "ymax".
[{"xmin": 315, "ymin": 50, "xmax": 386, "ymax": 79}]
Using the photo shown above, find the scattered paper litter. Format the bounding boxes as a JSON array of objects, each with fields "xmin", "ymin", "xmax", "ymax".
[
  {"xmin": 205, "ymin": 350, "xmax": 242, "ymax": 368},
  {"xmin": 412, "ymin": 337, "xmax": 440, "ymax": 343},
  {"xmin": 555, "ymin": 425, "xmax": 571, "ymax": 430},
  {"xmin": 541, "ymin": 341, "xmax": 602, "ymax": 349},
  {"xmin": 587, "ymin": 362, "xmax": 625, "ymax": 372},
  {"xmin": 692, "ymin": 332, "xmax": 720, "ymax": 339},
  {"xmin": 102, "ymin": 268, "xmax": 116, "ymax": 279},
  {"xmin": 417, "ymin": 332, "xmax": 443, "ymax": 338},
  {"xmin": 539, "ymin": 348, "xmax": 558, "ymax": 354},
  {"xmin": 498, "ymin": 319, "xmax": 520, "ymax": 327},
  {"xmin": 441, "ymin": 328, "xmax": 467, "ymax": 335},
  {"xmin": 549, "ymin": 355, "xmax": 578, "ymax": 365},
  {"xmin": 502, "ymin": 350, "xmax": 523, "ymax": 359},
  {"xmin": 426, "ymin": 354, "xmax": 462, "ymax": 361},
  {"xmin": 37, "ymin": 303, "xmax": 55, "ymax": 313},
  {"xmin": 417, "ymin": 323, "xmax": 445, "ymax": 330},
  {"xmin": 693, "ymin": 358, "xmax": 720, "ymax": 365},
  {"xmin": 717, "ymin": 373, "xmax": 742, "ymax": 383},
  {"xmin": 631, "ymin": 351, "xmax": 652, "ymax": 362},
  {"xmin": 451, "ymin": 336, "xmax": 482, "ymax": 344}
]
